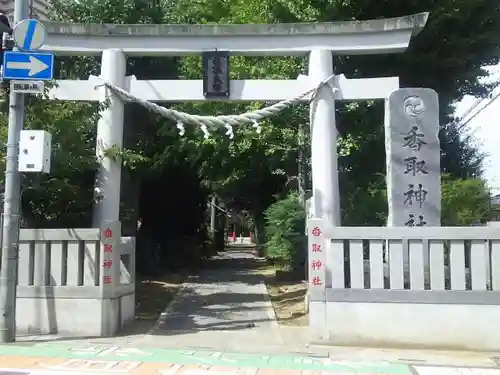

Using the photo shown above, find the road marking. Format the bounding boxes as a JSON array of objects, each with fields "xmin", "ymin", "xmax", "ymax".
[
  {"xmin": 39, "ymin": 358, "xmax": 141, "ymax": 372},
  {"xmin": 414, "ymin": 366, "xmax": 500, "ymax": 375},
  {"xmin": 0, "ymin": 344, "xmax": 414, "ymax": 374},
  {"xmin": 159, "ymin": 364, "xmax": 183, "ymax": 375},
  {"xmin": 69, "ymin": 345, "xmax": 152, "ymax": 358}
]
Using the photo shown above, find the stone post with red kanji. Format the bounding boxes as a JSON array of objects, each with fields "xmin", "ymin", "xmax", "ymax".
[
  {"xmin": 308, "ymin": 220, "xmax": 326, "ymax": 292},
  {"xmin": 307, "ymin": 218, "xmax": 328, "ymax": 339},
  {"xmin": 99, "ymin": 221, "xmax": 122, "ymax": 335},
  {"xmin": 100, "ymin": 221, "xmax": 121, "ymax": 289}
]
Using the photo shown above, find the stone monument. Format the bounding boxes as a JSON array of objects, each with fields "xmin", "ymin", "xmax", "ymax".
[
  {"xmin": 385, "ymin": 88, "xmax": 441, "ymax": 273},
  {"xmin": 386, "ymin": 88, "xmax": 441, "ymax": 227}
]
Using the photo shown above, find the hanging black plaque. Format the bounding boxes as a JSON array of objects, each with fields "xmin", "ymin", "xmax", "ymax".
[{"xmin": 202, "ymin": 51, "xmax": 230, "ymax": 98}]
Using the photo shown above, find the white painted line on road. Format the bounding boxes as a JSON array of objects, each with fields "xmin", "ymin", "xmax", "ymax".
[
  {"xmin": 414, "ymin": 366, "xmax": 500, "ymax": 375},
  {"xmin": 159, "ymin": 364, "xmax": 183, "ymax": 375},
  {"xmin": 0, "ymin": 366, "xmax": 258, "ymax": 375},
  {"xmin": 0, "ymin": 369, "xmax": 113, "ymax": 375},
  {"xmin": 37, "ymin": 358, "xmax": 141, "ymax": 372}
]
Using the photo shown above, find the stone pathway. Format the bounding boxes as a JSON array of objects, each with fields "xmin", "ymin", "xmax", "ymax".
[{"xmin": 144, "ymin": 248, "xmax": 287, "ymax": 351}]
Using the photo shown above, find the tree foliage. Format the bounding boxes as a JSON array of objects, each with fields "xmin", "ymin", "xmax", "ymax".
[
  {"xmin": 441, "ymin": 175, "xmax": 490, "ymax": 226},
  {"xmin": 0, "ymin": 88, "xmax": 101, "ymax": 227},
  {"xmin": 0, "ymin": 0, "xmax": 494, "ymax": 273},
  {"xmin": 264, "ymin": 193, "xmax": 306, "ymax": 269}
]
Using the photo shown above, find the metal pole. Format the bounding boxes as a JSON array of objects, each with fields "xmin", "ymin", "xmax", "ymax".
[
  {"xmin": 0, "ymin": 0, "xmax": 28, "ymax": 342},
  {"xmin": 209, "ymin": 196, "xmax": 216, "ymax": 233}
]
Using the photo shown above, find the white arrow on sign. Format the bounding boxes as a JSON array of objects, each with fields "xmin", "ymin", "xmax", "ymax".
[{"xmin": 6, "ymin": 56, "xmax": 49, "ymax": 76}]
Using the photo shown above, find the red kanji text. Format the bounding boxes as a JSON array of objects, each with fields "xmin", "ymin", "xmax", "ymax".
[
  {"xmin": 104, "ymin": 244, "xmax": 113, "ymax": 253},
  {"xmin": 104, "ymin": 228, "xmax": 113, "ymax": 238},
  {"xmin": 311, "ymin": 260, "xmax": 322, "ymax": 270},
  {"xmin": 103, "ymin": 276, "xmax": 112, "ymax": 284},
  {"xmin": 311, "ymin": 227, "xmax": 322, "ymax": 237},
  {"xmin": 311, "ymin": 276, "xmax": 322, "ymax": 286},
  {"xmin": 312, "ymin": 244, "xmax": 322, "ymax": 252},
  {"xmin": 103, "ymin": 260, "xmax": 113, "ymax": 269}
]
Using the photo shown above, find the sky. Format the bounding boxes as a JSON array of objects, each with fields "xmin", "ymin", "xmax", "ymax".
[{"xmin": 454, "ymin": 63, "xmax": 500, "ymax": 194}]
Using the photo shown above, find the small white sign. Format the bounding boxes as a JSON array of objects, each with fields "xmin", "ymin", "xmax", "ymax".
[{"xmin": 11, "ymin": 80, "xmax": 44, "ymax": 94}]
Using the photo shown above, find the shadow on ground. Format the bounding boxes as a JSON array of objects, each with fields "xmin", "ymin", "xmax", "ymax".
[
  {"xmin": 129, "ymin": 248, "xmax": 266, "ymax": 334},
  {"xmin": 16, "ymin": 247, "xmax": 306, "ymax": 344},
  {"xmin": 136, "ymin": 247, "xmax": 308, "ymax": 334},
  {"xmin": 145, "ymin": 247, "xmax": 281, "ymax": 336}
]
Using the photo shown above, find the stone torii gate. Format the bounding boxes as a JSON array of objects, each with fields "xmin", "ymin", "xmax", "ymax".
[{"xmin": 41, "ymin": 13, "xmax": 428, "ymax": 228}]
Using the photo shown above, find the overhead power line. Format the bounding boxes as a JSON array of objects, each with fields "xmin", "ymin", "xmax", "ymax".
[
  {"xmin": 459, "ymin": 89, "xmax": 500, "ymax": 129},
  {"xmin": 447, "ymin": 76, "xmax": 500, "ymax": 144},
  {"xmin": 457, "ymin": 77, "xmax": 500, "ymax": 131}
]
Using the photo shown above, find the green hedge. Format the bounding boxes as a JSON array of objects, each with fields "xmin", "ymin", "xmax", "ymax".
[{"xmin": 264, "ymin": 193, "xmax": 306, "ymax": 270}]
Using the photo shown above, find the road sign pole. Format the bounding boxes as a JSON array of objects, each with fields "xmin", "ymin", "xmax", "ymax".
[{"xmin": 0, "ymin": 0, "xmax": 29, "ymax": 342}]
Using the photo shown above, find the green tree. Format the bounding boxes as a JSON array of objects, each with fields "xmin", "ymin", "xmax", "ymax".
[
  {"xmin": 0, "ymin": 89, "xmax": 100, "ymax": 228},
  {"xmin": 0, "ymin": 0, "xmax": 493, "ymax": 269},
  {"xmin": 48, "ymin": 0, "xmax": 212, "ymax": 272},
  {"xmin": 264, "ymin": 193, "xmax": 306, "ymax": 270},
  {"xmin": 441, "ymin": 175, "xmax": 490, "ymax": 226},
  {"xmin": 172, "ymin": 0, "xmax": 498, "ymax": 227}
]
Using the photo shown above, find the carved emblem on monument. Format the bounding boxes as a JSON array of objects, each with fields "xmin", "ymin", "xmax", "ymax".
[{"xmin": 403, "ymin": 95, "xmax": 425, "ymax": 118}]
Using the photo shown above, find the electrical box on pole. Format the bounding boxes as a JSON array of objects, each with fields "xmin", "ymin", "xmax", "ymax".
[
  {"xmin": 202, "ymin": 51, "xmax": 230, "ymax": 98},
  {"xmin": 18, "ymin": 129, "xmax": 51, "ymax": 173}
]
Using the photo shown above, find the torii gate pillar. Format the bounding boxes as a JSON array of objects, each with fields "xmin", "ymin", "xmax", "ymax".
[
  {"xmin": 92, "ymin": 49, "xmax": 126, "ymax": 227},
  {"xmin": 309, "ymin": 50, "xmax": 340, "ymax": 225}
]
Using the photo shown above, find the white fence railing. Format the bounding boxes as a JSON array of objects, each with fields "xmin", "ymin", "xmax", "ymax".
[
  {"xmin": 14, "ymin": 228, "xmax": 136, "ymax": 336},
  {"xmin": 17, "ymin": 229, "xmax": 135, "ymax": 290},
  {"xmin": 309, "ymin": 220, "xmax": 500, "ymax": 293},
  {"xmin": 307, "ymin": 218, "xmax": 500, "ymax": 350}
]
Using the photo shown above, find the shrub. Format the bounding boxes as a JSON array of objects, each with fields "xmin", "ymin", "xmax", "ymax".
[{"xmin": 264, "ymin": 193, "xmax": 306, "ymax": 270}]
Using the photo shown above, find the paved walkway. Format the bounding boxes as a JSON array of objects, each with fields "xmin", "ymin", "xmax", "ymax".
[
  {"xmin": 0, "ymin": 342, "xmax": 498, "ymax": 375},
  {"xmin": 144, "ymin": 248, "xmax": 288, "ymax": 351}
]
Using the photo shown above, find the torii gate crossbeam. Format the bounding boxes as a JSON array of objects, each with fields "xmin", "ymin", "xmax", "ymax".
[
  {"xmin": 40, "ymin": 13, "xmax": 428, "ymax": 227},
  {"xmin": 41, "ymin": 13, "xmax": 428, "ymax": 56}
]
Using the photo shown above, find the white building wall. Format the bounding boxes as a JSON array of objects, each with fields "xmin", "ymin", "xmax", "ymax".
[{"xmin": 0, "ymin": 0, "xmax": 51, "ymax": 21}]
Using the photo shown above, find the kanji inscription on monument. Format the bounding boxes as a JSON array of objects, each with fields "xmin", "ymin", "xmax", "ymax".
[{"xmin": 385, "ymin": 88, "xmax": 441, "ymax": 226}]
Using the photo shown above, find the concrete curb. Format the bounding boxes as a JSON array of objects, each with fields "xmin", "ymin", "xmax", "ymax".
[
  {"xmin": 260, "ymin": 281, "xmax": 284, "ymax": 342},
  {"xmin": 144, "ymin": 267, "xmax": 207, "ymax": 337},
  {"xmin": 144, "ymin": 282, "xmax": 191, "ymax": 337}
]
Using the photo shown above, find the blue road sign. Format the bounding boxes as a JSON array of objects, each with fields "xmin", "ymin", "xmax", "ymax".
[
  {"xmin": 12, "ymin": 19, "xmax": 46, "ymax": 51},
  {"xmin": 3, "ymin": 51, "xmax": 54, "ymax": 80}
]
